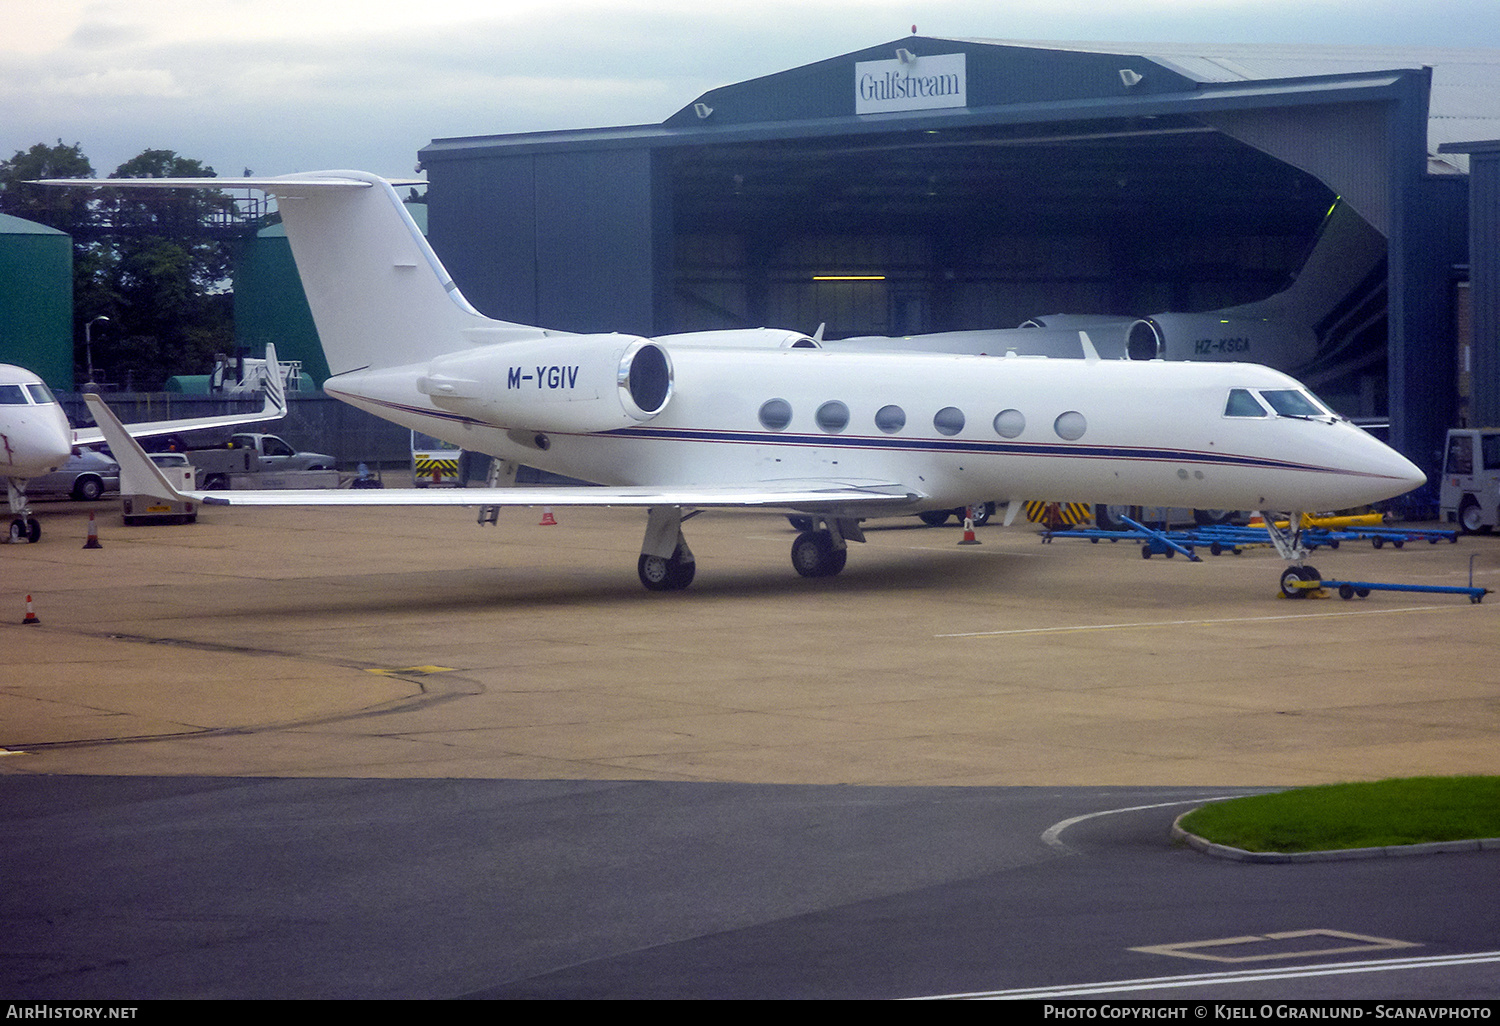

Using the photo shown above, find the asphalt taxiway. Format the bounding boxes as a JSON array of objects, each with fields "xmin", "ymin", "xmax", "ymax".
[{"xmin": 2, "ymin": 500, "xmax": 1497, "ymax": 998}]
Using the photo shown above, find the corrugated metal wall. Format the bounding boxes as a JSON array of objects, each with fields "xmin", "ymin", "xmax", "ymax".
[
  {"xmin": 427, "ymin": 148, "xmax": 662, "ymax": 336},
  {"xmin": 1465, "ymin": 149, "xmax": 1500, "ymax": 428}
]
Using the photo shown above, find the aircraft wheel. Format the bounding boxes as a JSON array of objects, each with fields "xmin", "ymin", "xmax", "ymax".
[
  {"xmin": 10, "ymin": 517, "xmax": 28, "ymax": 543},
  {"xmin": 787, "ymin": 515, "xmax": 815, "ymax": 532},
  {"xmin": 1279, "ymin": 565, "xmax": 1319, "ymax": 599},
  {"xmin": 791, "ymin": 531, "xmax": 845, "ymax": 578},
  {"xmin": 918, "ymin": 510, "xmax": 950, "ymax": 527},
  {"xmin": 967, "ymin": 503, "xmax": 994, "ymax": 527},
  {"xmin": 638, "ymin": 549, "xmax": 694, "ymax": 591},
  {"xmin": 26, "ymin": 517, "xmax": 40, "ymax": 543}
]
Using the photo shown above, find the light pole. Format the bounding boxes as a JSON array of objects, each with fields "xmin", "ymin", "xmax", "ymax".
[{"xmin": 84, "ymin": 315, "xmax": 109, "ymax": 391}]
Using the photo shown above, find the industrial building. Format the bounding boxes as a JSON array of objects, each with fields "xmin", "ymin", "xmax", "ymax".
[
  {"xmin": 416, "ymin": 37, "xmax": 1500, "ymax": 478},
  {"xmin": 0, "ymin": 213, "xmax": 71, "ymax": 390}
]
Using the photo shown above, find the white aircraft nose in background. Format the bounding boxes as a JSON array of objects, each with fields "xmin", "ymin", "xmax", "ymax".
[{"xmin": 1, "ymin": 374, "xmax": 73, "ymax": 478}]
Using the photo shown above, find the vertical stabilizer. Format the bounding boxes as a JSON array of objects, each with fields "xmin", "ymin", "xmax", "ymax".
[
  {"xmin": 258, "ymin": 172, "xmax": 535, "ymax": 373},
  {"xmin": 41, "ymin": 171, "xmax": 555, "ymax": 375}
]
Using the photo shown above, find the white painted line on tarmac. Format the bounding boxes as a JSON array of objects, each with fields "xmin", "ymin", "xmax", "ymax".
[
  {"xmin": 937, "ymin": 604, "xmax": 1464, "ymax": 638},
  {"xmin": 915, "ymin": 948, "xmax": 1500, "ymax": 999}
]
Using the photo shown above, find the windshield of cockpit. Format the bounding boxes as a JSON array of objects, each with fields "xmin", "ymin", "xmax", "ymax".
[
  {"xmin": 1223, "ymin": 387, "xmax": 1334, "ymax": 419},
  {"xmin": 0, "ymin": 383, "xmax": 58, "ymax": 405}
]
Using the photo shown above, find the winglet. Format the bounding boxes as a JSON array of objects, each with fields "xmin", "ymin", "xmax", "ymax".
[
  {"xmin": 261, "ymin": 342, "xmax": 287, "ymax": 418},
  {"xmin": 84, "ymin": 394, "xmax": 194, "ymax": 503}
]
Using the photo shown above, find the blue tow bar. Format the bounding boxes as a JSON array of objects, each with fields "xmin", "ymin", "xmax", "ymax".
[
  {"xmin": 1120, "ymin": 515, "xmax": 1202, "ymax": 562},
  {"xmin": 1293, "ymin": 556, "xmax": 1491, "ymax": 604}
]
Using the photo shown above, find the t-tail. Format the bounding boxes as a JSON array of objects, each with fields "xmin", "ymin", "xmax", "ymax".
[{"xmin": 41, "ymin": 171, "xmax": 559, "ymax": 375}]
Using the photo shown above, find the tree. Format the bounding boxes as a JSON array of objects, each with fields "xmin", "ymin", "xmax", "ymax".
[
  {"xmin": 0, "ymin": 140, "xmax": 95, "ymax": 236},
  {"xmin": 93, "ymin": 150, "xmax": 237, "ymax": 388},
  {"xmin": 1, "ymin": 143, "xmax": 244, "ymax": 389}
]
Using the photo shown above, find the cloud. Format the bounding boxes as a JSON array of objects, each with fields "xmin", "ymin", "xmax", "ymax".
[
  {"xmin": 6, "ymin": 0, "xmax": 1499, "ymax": 179},
  {"xmin": 47, "ymin": 67, "xmax": 183, "ymax": 99}
]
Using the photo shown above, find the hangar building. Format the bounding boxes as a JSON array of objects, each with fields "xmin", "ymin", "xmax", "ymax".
[{"xmin": 418, "ymin": 38, "xmax": 1500, "ymax": 476}]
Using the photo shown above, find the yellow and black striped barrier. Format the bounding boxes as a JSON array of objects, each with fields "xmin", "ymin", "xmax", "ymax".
[{"xmin": 1023, "ymin": 501, "xmax": 1092, "ymax": 528}]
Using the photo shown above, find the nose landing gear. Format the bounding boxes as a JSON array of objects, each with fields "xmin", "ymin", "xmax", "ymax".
[{"xmin": 1260, "ymin": 510, "xmax": 1319, "ymax": 599}]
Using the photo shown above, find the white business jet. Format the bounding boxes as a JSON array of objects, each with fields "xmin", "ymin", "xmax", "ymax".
[
  {"xmin": 54, "ymin": 171, "xmax": 1425, "ymax": 594},
  {"xmin": 1, "ymin": 346, "xmax": 286, "ymax": 542}
]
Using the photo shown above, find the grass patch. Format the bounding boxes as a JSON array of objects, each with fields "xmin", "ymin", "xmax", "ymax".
[{"xmin": 1178, "ymin": 776, "xmax": 1500, "ymax": 853}]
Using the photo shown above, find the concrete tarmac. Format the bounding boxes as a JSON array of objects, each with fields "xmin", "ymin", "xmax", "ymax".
[
  {"xmin": 3, "ymin": 499, "xmax": 1498, "ymax": 999},
  {"xmin": 3, "ymin": 499, "xmax": 1497, "ymax": 785}
]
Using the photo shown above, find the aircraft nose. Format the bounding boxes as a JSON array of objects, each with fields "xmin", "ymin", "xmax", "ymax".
[
  {"xmin": 15, "ymin": 416, "xmax": 73, "ymax": 476},
  {"xmin": 1361, "ymin": 429, "xmax": 1426, "ymax": 497}
]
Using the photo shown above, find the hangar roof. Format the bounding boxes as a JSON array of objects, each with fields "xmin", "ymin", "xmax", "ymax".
[
  {"xmin": 420, "ymin": 37, "xmax": 1468, "ymax": 246},
  {"xmin": 988, "ymin": 40, "xmax": 1500, "ymax": 172},
  {"xmin": 424, "ymin": 39, "xmax": 1499, "ymax": 172}
]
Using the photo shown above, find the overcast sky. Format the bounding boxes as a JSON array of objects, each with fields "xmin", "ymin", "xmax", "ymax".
[{"xmin": 6, "ymin": 0, "xmax": 1498, "ymax": 180}]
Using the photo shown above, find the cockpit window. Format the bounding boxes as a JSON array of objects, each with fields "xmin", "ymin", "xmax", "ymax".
[
  {"xmin": 1260, "ymin": 389, "xmax": 1330, "ymax": 418},
  {"xmin": 1224, "ymin": 389, "xmax": 1268, "ymax": 418},
  {"xmin": 25, "ymin": 383, "xmax": 56, "ymax": 404},
  {"xmin": 0, "ymin": 384, "xmax": 27, "ymax": 405}
]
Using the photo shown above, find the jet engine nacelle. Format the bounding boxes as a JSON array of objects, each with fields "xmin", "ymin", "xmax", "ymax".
[
  {"xmin": 1125, "ymin": 313, "xmax": 1314, "ymax": 368},
  {"xmin": 418, "ymin": 334, "xmax": 673, "ymax": 433}
]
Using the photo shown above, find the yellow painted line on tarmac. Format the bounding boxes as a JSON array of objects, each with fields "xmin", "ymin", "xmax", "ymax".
[{"xmin": 937, "ymin": 604, "xmax": 1466, "ymax": 638}]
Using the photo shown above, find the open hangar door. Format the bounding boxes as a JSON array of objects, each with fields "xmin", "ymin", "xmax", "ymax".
[{"xmin": 663, "ymin": 117, "xmax": 1393, "ymax": 412}]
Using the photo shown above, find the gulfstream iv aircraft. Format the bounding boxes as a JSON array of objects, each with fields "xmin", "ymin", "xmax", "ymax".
[
  {"xmin": 2, "ymin": 346, "xmax": 286, "ymax": 542},
  {"xmin": 55, "ymin": 172, "xmax": 1425, "ymax": 592}
]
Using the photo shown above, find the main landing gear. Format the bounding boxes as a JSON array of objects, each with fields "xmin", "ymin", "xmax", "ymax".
[
  {"xmin": 791, "ymin": 528, "xmax": 847, "ymax": 578},
  {"xmin": 1260, "ymin": 510, "xmax": 1321, "ymax": 599},
  {"xmin": 635, "ymin": 506, "xmax": 864, "ymax": 590},
  {"xmin": 638, "ymin": 546, "xmax": 696, "ymax": 591},
  {"xmin": 637, "ymin": 506, "xmax": 698, "ymax": 591}
]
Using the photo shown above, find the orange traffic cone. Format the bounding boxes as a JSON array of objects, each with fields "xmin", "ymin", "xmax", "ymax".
[
  {"xmin": 83, "ymin": 513, "xmax": 103, "ymax": 549},
  {"xmin": 958, "ymin": 509, "xmax": 981, "ymax": 545},
  {"xmin": 539, "ymin": 508, "xmax": 558, "ymax": 526},
  {"xmin": 22, "ymin": 594, "xmax": 40, "ymax": 625}
]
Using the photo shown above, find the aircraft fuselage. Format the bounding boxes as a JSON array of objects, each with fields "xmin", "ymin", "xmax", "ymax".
[{"xmin": 327, "ymin": 345, "xmax": 1422, "ymax": 516}]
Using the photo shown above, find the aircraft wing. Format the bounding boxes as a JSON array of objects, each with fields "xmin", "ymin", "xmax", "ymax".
[
  {"xmin": 85, "ymin": 395, "xmax": 922, "ymax": 514},
  {"xmin": 72, "ymin": 344, "xmax": 288, "ymax": 447}
]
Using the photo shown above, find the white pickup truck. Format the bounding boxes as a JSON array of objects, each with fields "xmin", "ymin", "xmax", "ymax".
[{"xmin": 187, "ymin": 432, "xmax": 338, "ymax": 490}]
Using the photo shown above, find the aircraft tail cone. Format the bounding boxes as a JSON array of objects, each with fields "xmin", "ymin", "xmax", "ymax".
[
  {"xmin": 958, "ymin": 515, "xmax": 981, "ymax": 545},
  {"xmin": 22, "ymin": 594, "xmax": 40, "ymax": 625},
  {"xmin": 539, "ymin": 508, "xmax": 558, "ymax": 526},
  {"xmin": 83, "ymin": 513, "xmax": 103, "ymax": 549}
]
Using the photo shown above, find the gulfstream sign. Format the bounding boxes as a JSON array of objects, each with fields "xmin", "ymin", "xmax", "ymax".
[{"xmin": 855, "ymin": 53, "xmax": 966, "ymax": 114}]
